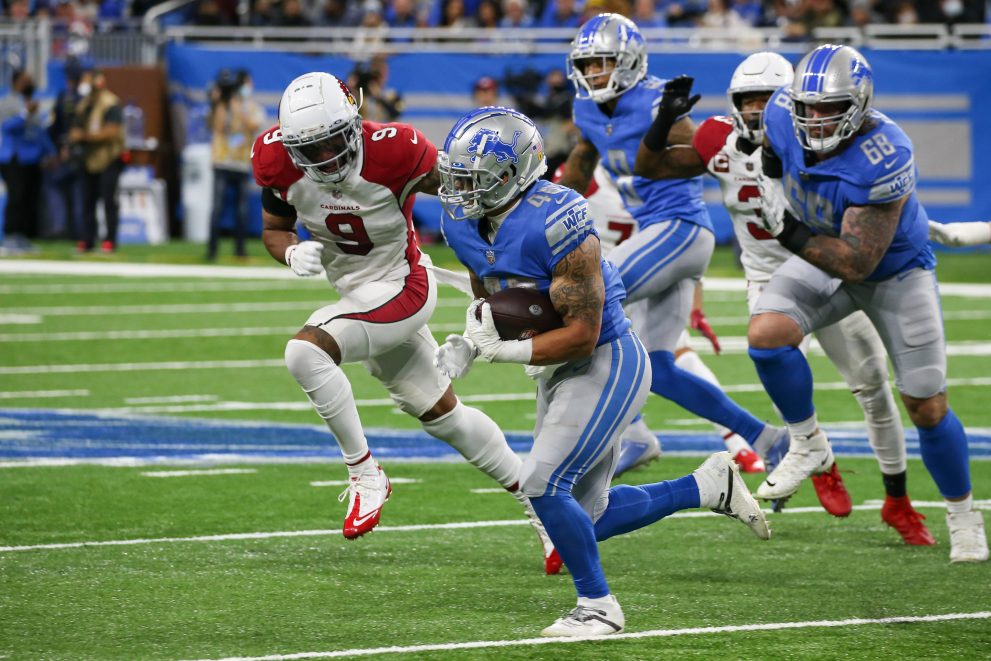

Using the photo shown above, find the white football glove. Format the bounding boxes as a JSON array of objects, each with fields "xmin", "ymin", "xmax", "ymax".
[
  {"xmin": 434, "ymin": 334, "xmax": 478, "ymax": 380},
  {"xmin": 756, "ymin": 170, "xmax": 787, "ymax": 238},
  {"xmin": 928, "ymin": 220, "xmax": 991, "ymax": 247},
  {"xmin": 466, "ymin": 299, "xmax": 533, "ymax": 364},
  {"xmin": 285, "ymin": 241, "xmax": 324, "ymax": 277}
]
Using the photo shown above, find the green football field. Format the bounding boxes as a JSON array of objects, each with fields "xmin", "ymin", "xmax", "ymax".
[{"xmin": 1, "ymin": 243, "xmax": 989, "ymax": 660}]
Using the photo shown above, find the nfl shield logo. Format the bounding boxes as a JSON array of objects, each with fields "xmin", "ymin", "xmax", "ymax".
[
  {"xmin": 605, "ymin": 124, "xmax": 613, "ymax": 136},
  {"xmin": 332, "ymin": 189, "xmax": 343, "ymax": 199},
  {"xmin": 485, "ymin": 250, "xmax": 496, "ymax": 265},
  {"xmin": 746, "ymin": 162, "xmax": 754, "ymax": 172}
]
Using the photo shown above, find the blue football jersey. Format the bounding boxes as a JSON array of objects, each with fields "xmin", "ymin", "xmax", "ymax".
[
  {"xmin": 764, "ymin": 88, "xmax": 936, "ymax": 281},
  {"xmin": 572, "ymin": 75, "xmax": 710, "ymax": 231},
  {"xmin": 441, "ymin": 180, "xmax": 630, "ymax": 346}
]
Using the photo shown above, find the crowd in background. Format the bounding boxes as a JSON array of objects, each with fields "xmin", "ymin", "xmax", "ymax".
[{"xmin": 1, "ymin": 0, "xmax": 987, "ymax": 30}]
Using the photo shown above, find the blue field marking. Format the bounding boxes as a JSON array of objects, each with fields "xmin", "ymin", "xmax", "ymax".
[{"xmin": 1, "ymin": 409, "xmax": 989, "ymax": 463}]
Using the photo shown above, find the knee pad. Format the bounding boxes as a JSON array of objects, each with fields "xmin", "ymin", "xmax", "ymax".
[
  {"xmin": 849, "ymin": 354, "xmax": 890, "ymax": 393},
  {"xmin": 284, "ymin": 338, "xmax": 336, "ymax": 392}
]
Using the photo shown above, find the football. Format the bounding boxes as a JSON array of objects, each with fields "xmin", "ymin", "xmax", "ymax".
[{"xmin": 476, "ymin": 287, "xmax": 563, "ymax": 341}]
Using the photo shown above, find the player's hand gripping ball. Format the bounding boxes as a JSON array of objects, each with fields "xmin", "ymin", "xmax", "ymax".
[{"xmin": 474, "ymin": 288, "xmax": 564, "ymax": 340}]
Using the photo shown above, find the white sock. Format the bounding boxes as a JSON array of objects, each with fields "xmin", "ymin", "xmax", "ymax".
[
  {"xmin": 790, "ymin": 414, "xmax": 819, "ymax": 439},
  {"xmin": 723, "ymin": 432, "xmax": 749, "ymax": 457},
  {"xmin": 947, "ymin": 494, "xmax": 974, "ymax": 515},
  {"xmin": 422, "ymin": 400, "xmax": 521, "ymax": 488},
  {"xmin": 854, "ymin": 385, "xmax": 907, "ymax": 475},
  {"xmin": 284, "ymin": 339, "xmax": 369, "ymax": 465}
]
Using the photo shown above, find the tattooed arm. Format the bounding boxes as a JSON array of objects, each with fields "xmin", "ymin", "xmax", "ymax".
[
  {"xmin": 529, "ymin": 235, "xmax": 605, "ymax": 364},
  {"xmin": 556, "ymin": 136, "xmax": 599, "ymax": 195},
  {"xmin": 798, "ymin": 196, "xmax": 905, "ymax": 282},
  {"xmin": 412, "ymin": 164, "xmax": 442, "ymax": 196}
]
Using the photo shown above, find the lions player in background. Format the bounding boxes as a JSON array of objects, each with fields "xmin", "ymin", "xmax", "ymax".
[
  {"xmin": 551, "ymin": 162, "xmax": 767, "ymax": 476},
  {"xmin": 558, "ymin": 13, "xmax": 787, "ymax": 470},
  {"xmin": 637, "ymin": 52, "xmax": 934, "ymax": 545},
  {"xmin": 434, "ymin": 106, "xmax": 770, "ymax": 636},
  {"xmin": 252, "ymin": 72, "xmax": 561, "ymax": 573},
  {"xmin": 752, "ymin": 45, "xmax": 987, "ymax": 562}
]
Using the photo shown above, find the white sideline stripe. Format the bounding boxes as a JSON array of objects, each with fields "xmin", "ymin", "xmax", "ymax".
[
  {"xmin": 125, "ymin": 395, "xmax": 219, "ymax": 404},
  {"xmin": 0, "ymin": 359, "xmax": 286, "ymax": 375},
  {"xmin": 0, "ymin": 313, "xmax": 42, "ymax": 324},
  {"xmin": 5, "ymin": 501, "xmax": 989, "ymax": 554},
  {"xmin": 470, "ymin": 488, "xmax": 506, "ymax": 494},
  {"xmin": 141, "ymin": 469, "xmax": 258, "ymax": 478},
  {"xmin": 0, "ymin": 281, "xmax": 328, "ymax": 295},
  {"xmin": 310, "ymin": 478, "xmax": 422, "ymax": 487},
  {"xmin": 186, "ymin": 612, "xmax": 991, "ymax": 661},
  {"xmin": 0, "ymin": 389, "xmax": 89, "ymax": 400},
  {"xmin": 70, "ymin": 376, "xmax": 991, "ymax": 415}
]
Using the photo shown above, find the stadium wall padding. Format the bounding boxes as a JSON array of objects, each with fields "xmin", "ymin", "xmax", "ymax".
[{"xmin": 165, "ymin": 44, "xmax": 991, "ymax": 241}]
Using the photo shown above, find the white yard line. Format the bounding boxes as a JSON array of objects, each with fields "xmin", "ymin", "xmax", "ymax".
[
  {"xmin": 124, "ymin": 395, "xmax": 219, "ymax": 404},
  {"xmin": 4, "ymin": 501, "xmax": 989, "ymax": 554},
  {"xmin": 310, "ymin": 478, "xmax": 421, "ymax": 487},
  {"xmin": 141, "ymin": 468, "xmax": 258, "ymax": 478},
  {"xmin": 0, "ymin": 325, "xmax": 464, "ymax": 343},
  {"xmin": 184, "ymin": 611, "xmax": 991, "ymax": 661},
  {"xmin": 0, "ymin": 389, "xmax": 89, "ymax": 400}
]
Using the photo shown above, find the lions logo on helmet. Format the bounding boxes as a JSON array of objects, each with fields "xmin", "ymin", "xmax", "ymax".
[
  {"xmin": 788, "ymin": 44, "xmax": 874, "ymax": 154},
  {"xmin": 567, "ymin": 13, "xmax": 647, "ymax": 103},
  {"xmin": 439, "ymin": 107, "xmax": 547, "ymax": 221}
]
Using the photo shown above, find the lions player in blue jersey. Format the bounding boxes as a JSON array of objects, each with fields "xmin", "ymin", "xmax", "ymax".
[
  {"xmin": 433, "ymin": 106, "xmax": 770, "ymax": 636},
  {"xmin": 558, "ymin": 13, "xmax": 787, "ymax": 470},
  {"xmin": 752, "ymin": 44, "xmax": 987, "ymax": 563}
]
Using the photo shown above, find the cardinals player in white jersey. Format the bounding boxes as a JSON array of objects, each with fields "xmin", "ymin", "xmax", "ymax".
[
  {"xmin": 551, "ymin": 163, "xmax": 766, "ymax": 475},
  {"xmin": 252, "ymin": 72, "xmax": 561, "ymax": 572},
  {"xmin": 636, "ymin": 52, "xmax": 934, "ymax": 545}
]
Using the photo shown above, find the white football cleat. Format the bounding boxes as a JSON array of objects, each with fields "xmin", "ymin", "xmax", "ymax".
[
  {"xmin": 947, "ymin": 510, "xmax": 989, "ymax": 563},
  {"xmin": 339, "ymin": 463, "xmax": 391, "ymax": 540},
  {"xmin": 756, "ymin": 429, "xmax": 833, "ymax": 500},
  {"xmin": 518, "ymin": 494, "xmax": 563, "ymax": 575},
  {"xmin": 541, "ymin": 595, "xmax": 624, "ymax": 637},
  {"xmin": 694, "ymin": 451, "xmax": 771, "ymax": 540}
]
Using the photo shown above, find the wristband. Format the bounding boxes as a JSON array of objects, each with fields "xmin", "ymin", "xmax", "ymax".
[
  {"xmin": 761, "ymin": 145, "xmax": 784, "ymax": 179},
  {"xmin": 284, "ymin": 244, "xmax": 297, "ymax": 267}
]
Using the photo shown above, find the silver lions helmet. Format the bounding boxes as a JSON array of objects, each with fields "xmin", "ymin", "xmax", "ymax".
[
  {"xmin": 788, "ymin": 44, "xmax": 874, "ymax": 153},
  {"xmin": 727, "ymin": 51, "xmax": 794, "ymax": 145},
  {"xmin": 567, "ymin": 13, "xmax": 647, "ymax": 103},
  {"xmin": 438, "ymin": 106, "xmax": 547, "ymax": 221},
  {"xmin": 279, "ymin": 72, "xmax": 363, "ymax": 184}
]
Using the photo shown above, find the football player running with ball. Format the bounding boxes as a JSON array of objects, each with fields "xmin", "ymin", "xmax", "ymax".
[
  {"xmin": 636, "ymin": 52, "xmax": 934, "ymax": 544},
  {"xmin": 751, "ymin": 45, "xmax": 987, "ymax": 562},
  {"xmin": 558, "ymin": 13, "xmax": 788, "ymax": 473},
  {"xmin": 251, "ymin": 72, "xmax": 561, "ymax": 572},
  {"xmin": 434, "ymin": 106, "xmax": 770, "ymax": 637}
]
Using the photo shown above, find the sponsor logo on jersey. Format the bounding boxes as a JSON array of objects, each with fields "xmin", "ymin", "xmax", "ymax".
[{"xmin": 467, "ymin": 129, "xmax": 521, "ymax": 164}]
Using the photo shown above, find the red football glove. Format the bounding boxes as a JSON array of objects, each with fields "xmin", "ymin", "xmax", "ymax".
[{"xmin": 690, "ymin": 309, "xmax": 721, "ymax": 355}]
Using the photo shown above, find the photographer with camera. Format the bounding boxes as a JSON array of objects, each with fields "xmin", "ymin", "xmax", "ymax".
[
  {"xmin": 348, "ymin": 55, "xmax": 403, "ymax": 123},
  {"xmin": 0, "ymin": 70, "xmax": 56, "ymax": 255},
  {"xmin": 206, "ymin": 68, "xmax": 263, "ymax": 261}
]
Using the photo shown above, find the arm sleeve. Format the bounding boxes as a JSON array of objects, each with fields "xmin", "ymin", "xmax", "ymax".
[
  {"xmin": 261, "ymin": 187, "xmax": 296, "ymax": 217},
  {"xmin": 691, "ymin": 117, "xmax": 733, "ymax": 165}
]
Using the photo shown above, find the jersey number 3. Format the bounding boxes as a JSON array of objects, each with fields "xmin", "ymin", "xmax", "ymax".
[{"xmin": 325, "ymin": 213, "xmax": 373, "ymax": 255}]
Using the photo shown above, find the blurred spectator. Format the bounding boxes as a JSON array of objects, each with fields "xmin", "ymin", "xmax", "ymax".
[
  {"xmin": 69, "ymin": 69, "xmax": 124, "ymax": 253},
  {"xmin": 539, "ymin": 0, "xmax": 581, "ymax": 27},
  {"xmin": 472, "ymin": 76, "xmax": 500, "ymax": 106},
  {"xmin": 46, "ymin": 59, "xmax": 87, "ymax": 241},
  {"xmin": 475, "ymin": 0, "xmax": 501, "ymax": 27},
  {"xmin": 7, "ymin": 0, "xmax": 32, "ymax": 20},
  {"xmin": 849, "ymin": 0, "xmax": 879, "ymax": 26},
  {"xmin": 193, "ymin": 0, "xmax": 227, "ymax": 25},
  {"xmin": 785, "ymin": 0, "xmax": 846, "ymax": 38},
  {"xmin": 278, "ymin": 0, "xmax": 312, "ymax": 25},
  {"xmin": 732, "ymin": 0, "xmax": 764, "ymax": 25},
  {"xmin": 500, "ymin": 0, "xmax": 534, "ymax": 27},
  {"xmin": 503, "ymin": 67, "xmax": 573, "ymax": 173},
  {"xmin": 349, "ymin": 54, "xmax": 403, "ymax": 122},
  {"xmin": 665, "ymin": 0, "xmax": 708, "ymax": 26},
  {"xmin": 631, "ymin": 0, "xmax": 665, "ymax": 27},
  {"xmin": 441, "ymin": 0, "xmax": 474, "ymax": 27},
  {"xmin": 386, "ymin": 0, "xmax": 420, "ymax": 25},
  {"xmin": 700, "ymin": 0, "xmax": 751, "ymax": 27},
  {"xmin": 249, "ymin": 0, "xmax": 278, "ymax": 25},
  {"xmin": 206, "ymin": 68, "xmax": 262, "ymax": 261},
  {"xmin": 0, "ymin": 70, "xmax": 55, "ymax": 254},
  {"xmin": 314, "ymin": 0, "xmax": 362, "ymax": 26}
]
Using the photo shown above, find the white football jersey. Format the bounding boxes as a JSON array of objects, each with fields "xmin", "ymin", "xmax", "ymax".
[
  {"xmin": 692, "ymin": 115, "xmax": 791, "ymax": 282},
  {"xmin": 253, "ymin": 121, "xmax": 435, "ymax": 295}
]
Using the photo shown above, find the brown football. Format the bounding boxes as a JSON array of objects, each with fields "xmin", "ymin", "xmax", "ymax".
[{"xmin": 476, "ymin": 287, "xmax": 564, "ymax": 341}]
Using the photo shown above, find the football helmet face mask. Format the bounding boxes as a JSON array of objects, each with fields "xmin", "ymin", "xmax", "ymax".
[
  {"xmin": 567, "ymin": 13, "xmax": 647, "ymax": 103},
  {"xmin": 727, "ymin": 51, "xmax": 794, "ymax": 145},
  {"xmin": 438, "ymin": 107, "xmax": 547, "ymax": 221},
  {"xmin": 788, "ymin": 44, "xmax": 874, "ymax": 154},
  {"xmin": 279, "ymin": 72, "xmax": 363, "ymax": 184}
]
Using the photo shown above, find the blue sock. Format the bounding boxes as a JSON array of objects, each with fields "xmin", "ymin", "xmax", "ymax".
[
  {"xmin": 649, "ymin": 350, "xmax": 764, "ymax": 444},
  {"xmin": 748, "ymin": 346, "xmax": 815, "ymax": 423},
  {"xmin": 528, "ymin": 493, "xmax": 609, "ymax": 599},
  {"xmin": 917, "ymin": 408, "xmax": 971, "ymax": 499},
  {"xmin": 594, "ymin": 475, "xmax": 700, "ymax": 541}
]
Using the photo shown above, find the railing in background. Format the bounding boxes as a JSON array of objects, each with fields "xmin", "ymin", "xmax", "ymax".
[{"xmin": 0, "ymin": 21, "xmax": 49, "ymax": 89}]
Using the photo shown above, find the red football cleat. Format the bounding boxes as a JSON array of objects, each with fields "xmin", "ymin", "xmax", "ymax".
[
  {"xmin": 733, "ymin": 448, "xmax": 766, "ymax": 474},
  {"xmin": 339, "ymin": 464, "xmax": 392, "ymax": 539},
  {"xmin": 881, "ymin": 495, "xmax": 936, "ymax": 546},
  {"xmin": 545, "ymin": 548, "xmax": 563, "ymax": 575},
  {"xmin": 811, "ymin": 462, "xmax": 852, "ymax": 517}
]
